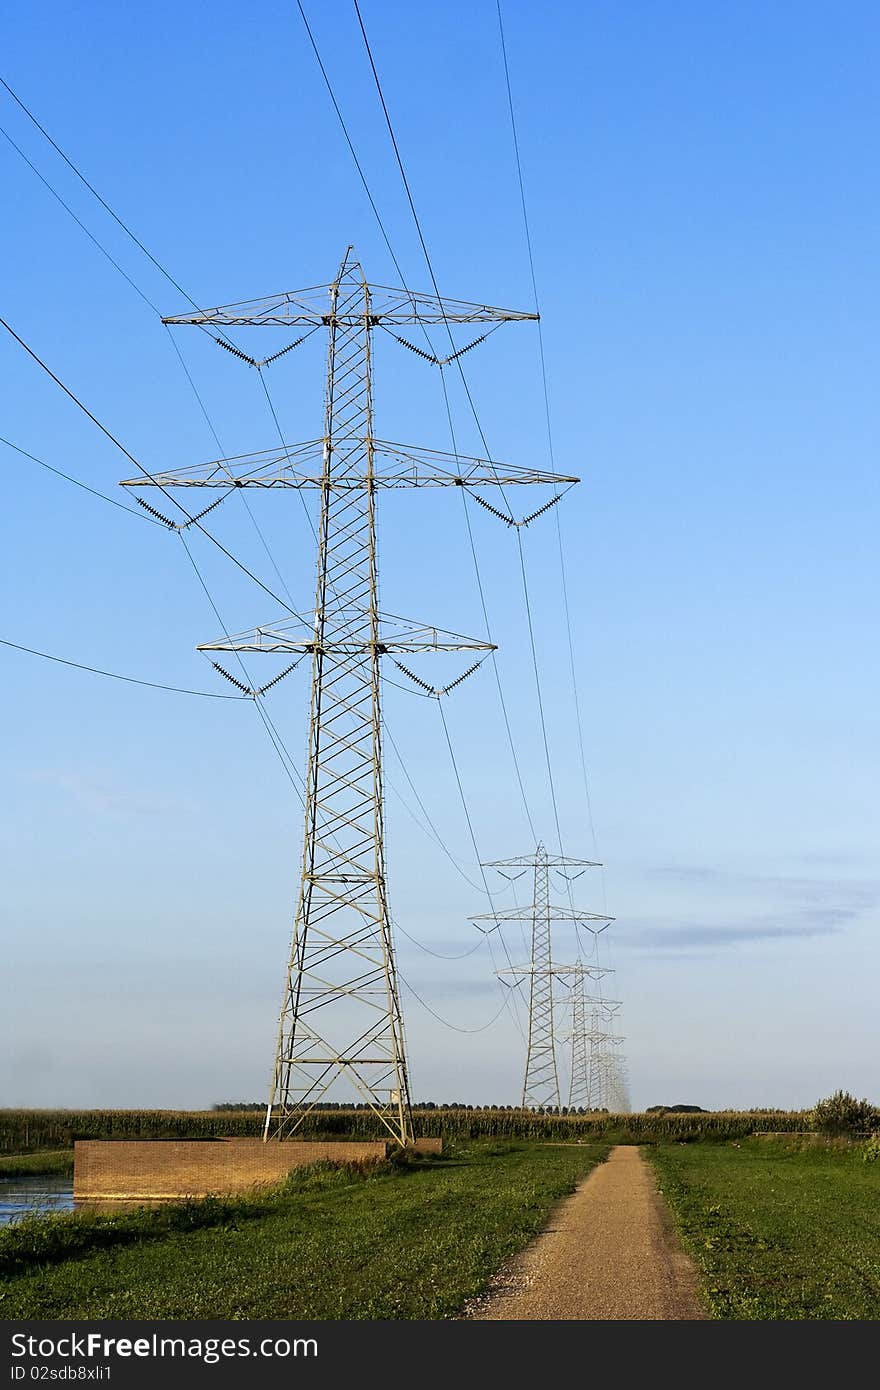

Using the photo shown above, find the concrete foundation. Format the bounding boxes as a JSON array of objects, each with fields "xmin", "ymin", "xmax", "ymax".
[{"xmin": 73, "ymin": 1135, "xmax": 443, "ymax": 1199}]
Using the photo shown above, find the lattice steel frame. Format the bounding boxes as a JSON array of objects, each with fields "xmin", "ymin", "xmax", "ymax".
[
  {"xmin": 123, "ymin": 249, "xmax": 577, "ymax": 1144},
  {"xmin": 471, "ymin": 845, "xmax": 612, "ymax": 1111},
  {"xmin": 566, "ymin": 972, "xmax": 623, "ymax": 1111}
]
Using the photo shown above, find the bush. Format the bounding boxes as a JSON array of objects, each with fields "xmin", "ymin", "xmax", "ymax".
[
  {"xmin": 811, "ymin": 1091, "xmax": 880, "ymax": 1136},
  {"xmin": 861, "ymin": 1136, "xmax": 880, "ymax": 1165}
]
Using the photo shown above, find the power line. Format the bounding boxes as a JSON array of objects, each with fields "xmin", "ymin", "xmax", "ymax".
[
  {"xmin": 496, "ymin": 0, "xmax": 600, "ymax": 852},
  {"xmin": 350, "ymin": 4, "xmax": 588, "ymax": 1002},
  {"xmin": 4, "ymin": 61, "xmax": 518, "ymax": 1071},
  {"xmin": 355, "ymin": 1, "xmax": 573, "ymax": 920},
  {"xmin": 0, "ymin": 134, "xmax": 318, "ymax": 809},
  {"xmin": 0, "ymin": 229, "xmax": 309, "ymax": 786},
  {"xmin": 515, "ymin": 526, "xmax": 567, "ymax": 863},
  {"xmin": 177, "ymin": 532, "xmax": 306, "ymax": 806},
  {"xmin": 163, "ymin": 324, "xmax": 303, "ymax": 613},
  {"xmin": 0, "ymin": 635, "xmax": 245, "ymax": 700},
  {"xmin": 436, "ymin": 699, "xmax": 526, "ymax": 1041},
  {"xmin": 294, "ymin": 11, "xmax": 544, "ymax": 1050},
  {"xmin": 294, "ymin": 0, "xmax": 468, "ymax": 375},
  {"xmin": 0, "ymin": 74, "xmax": 227, "ymax": 333},
  {"xmin": 459, "ymin": 491, "xmax": 537, "ymax": 843},
  {"xmin": 495, "ymin": 2, "xmax": 606, "ymax": 934},
  {"xmin": 2, "ymin": 155, "xmax": 448, "ymax": 872},
  {"xmin": 0, "ymin": 300, "xmax": 310, "ymax": 806},
  {"xmin": 394, "ymin": 921, "xmax": 484, "ymax": 962},
  {"xmin": 0, "ymin": 311, "xmax": 308, "ymax": 797},
  {"xmin": 401, "ymin": 976, "xmax": 511, "ymax": 1035},
  {"xmin": 351, "ymin": 0, "xmax": 515, "ymax": 516},
  {"xmin": 0, "ymin": 121, "xmax": 162, "ymax": 317},
  {"xmin": 352, "ymin": 3, "xmax": 602, "ymax": 988},
  {"xmin": 294, "ymin": 1, "xmax": 416, "ymax": 295},
  {"xmin": 384, "ymin": 720, "xmax": 490, "ymax": 894},
  {"xmin": 1, "ymin": 78, "xmax": 307, "ymax": 618},
  {"xmin": 0, "ymin": 314, "xmax": 298, "ymax": 616},
  {"xmin": 321, "ymin": 3, "xmax": 541, "ymax": 849},
  {"xmin": 294, "ymin": 1, "xmax": 467, "ymax": 420},
  {"xmin": 351, "ymin": 0, "xmax": 575, "ymax": 881},
  {"xmin": 351, "ymin": 0, "xmax": 564, "ymax": 790},
  {"xmin": 495, "ymin": 2, "xmax": 547, "ymax": 430},
  {"xmin": 294, "ymin": 4, "xmax": 546, "ymax": 880},
  {"xmin": 497, "ymin": 13, "xmax": 617, "ymax": 1070},
  {"xmin": 351, "ymin": 1, "xmax": 440, "ymax": 306},
  {"xmin": 254, "ymin": 362, "xmax": 320, "ymax": 567},
  {"xmin": 0, "ymin": 433, "xmax": 160, "ymax": 526}
]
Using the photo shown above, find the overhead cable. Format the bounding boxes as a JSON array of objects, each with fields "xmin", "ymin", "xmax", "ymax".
[{"xmin": 0, "ymin": 636, "xmax": 245, "ymax": 700}]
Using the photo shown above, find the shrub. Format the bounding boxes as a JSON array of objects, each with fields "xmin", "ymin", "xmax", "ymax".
[
  {"xmin": 811, "ymin": 1091, "xmax": 880, "ymax": 1136},
  {"xmin": 861, "ymin": 1135, "xmax": 880, "ymax": 1165}
]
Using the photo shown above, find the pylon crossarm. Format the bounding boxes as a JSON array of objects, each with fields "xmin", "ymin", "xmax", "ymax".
[
  {"xmin": 470, "ymin": 907, "xmax": 614, "ymax": 925},
  {"xmin": 198, "ymin": 613, "xmax": 495, "ymax": 655},
  {"xmin": 120, "ymin": 439, "xmax": 578, "ymax": 491},
  {"xmin": 484, "ymin": 854, "xmax": 602, "ymax": 868},
  {"xmin": 367, "ymin": 442, "xmax": 577, "ymax": 487},
  {"xmin": 570, "ymin": 995, "xmax": 623, "ymax": 1009},
  {"xmin": 496, "ymin": 964, "xmax": 600, "ymax": 977},
  {"xmin": 119, "ymin": 441, "xmax": 325, "ymax": 489},
  {"xmin": 162, "ymin": 283, "xmax": 537, "ymax": 327}
]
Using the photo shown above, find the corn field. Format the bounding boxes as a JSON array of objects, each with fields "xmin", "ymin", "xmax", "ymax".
[{"xmin": 0, "ymin": 1107, "xmax": 808, "ymax": 1152}]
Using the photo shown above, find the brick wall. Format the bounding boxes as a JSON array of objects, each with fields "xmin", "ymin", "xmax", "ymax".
[
  {"xmin": 411, "ymin": 1137, "xmax": 443, "ymax": 1154},
  {"xmin": 73, "ymin": 1138, "xmax": 389, "ymax": 1198}
]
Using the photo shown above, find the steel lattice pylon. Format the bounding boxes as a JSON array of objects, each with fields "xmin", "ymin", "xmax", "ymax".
[
  {"xmin": 591, "ymin": 1033, "xmax": 630, "ymax": 1114},
  {"xmin": 566, "ymin": 968, "xmax": 623, "ymax": 1111},
  {"xmin": 122, "ymin": 249, "xmax": 576, "ymax": 1144},
  {"xmin": 471, "ymin": 845, "xmax": 613, "ymax": 1111}
]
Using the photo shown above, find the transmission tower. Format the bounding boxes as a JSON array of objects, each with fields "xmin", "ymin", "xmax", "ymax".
[
  {"xmin": 471, "ymin": 845, "xmax": 613, "ymax": 1110},
  {"xmin": 122, "ymin": 249, "xmax": 576, "ymax": 1145},
  {"xmin": 591, "ymin": 1032, "xmax": 630, "ymax": 1113},
  {"xmin": 566, "ymin": 971, "xmax": 623, "ymax": 1110}
]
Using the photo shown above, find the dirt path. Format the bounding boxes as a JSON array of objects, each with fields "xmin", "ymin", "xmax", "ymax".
[{"xmin": 467, "ymin": 1145, "xmax": 705, "ymax": 1320}]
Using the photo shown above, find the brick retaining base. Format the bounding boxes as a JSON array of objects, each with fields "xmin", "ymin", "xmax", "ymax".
[
  {"xmin": 74, "ymin": 1138, "xmax": 386, "ymax": 1198},
  {"xmin": 73, "ymin": 1135, "xmax": 443, "ymax": 1198}
]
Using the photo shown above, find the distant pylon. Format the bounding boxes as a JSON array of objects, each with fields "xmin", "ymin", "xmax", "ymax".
[
  {"xmin": 124, "ymin": 250, "xmax": 577, "ymax": 1144},
  {"xmin": 572, "ymin": 986, "xmax": 630, "ymax": 1113},
  {"xmin": 566, "ymin": 968, "xmax": 622, "ymax": 1110},
  {"xmin": 591, "ymin": 1040, "xmax": 630, "ymax": 1113},
  {"xmin": 470, "ymin": 845, "xmax": 613, "ymax": 1110}
]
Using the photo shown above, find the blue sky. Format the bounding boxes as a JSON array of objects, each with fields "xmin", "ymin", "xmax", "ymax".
[{"xmin": 1, "ymin": 1, "xmax": 877, "ymax": 1111}]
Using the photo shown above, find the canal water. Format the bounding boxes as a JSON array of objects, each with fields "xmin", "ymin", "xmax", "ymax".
[{"xmin": 0, "ymin": 1174, "xmax": 75, "ymax": 1226}]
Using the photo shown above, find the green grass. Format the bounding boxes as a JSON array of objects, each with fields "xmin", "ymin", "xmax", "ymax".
[
  {"xmin": 648, "ymin": 1139, "xmax": 880, "ymax": 1319},
  {"xmin": 0, "ymin": 1150, "xmax": 74, "ymax": 1178},
  {"xmin": 0, "ymin": 1142, "xmax": 608, "ymax": 1320}
]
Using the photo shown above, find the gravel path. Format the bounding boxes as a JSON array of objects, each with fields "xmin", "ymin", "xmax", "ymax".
[{"xmin": 467, "ymin": 1145, "xmax": 705, "ymax": 1320}]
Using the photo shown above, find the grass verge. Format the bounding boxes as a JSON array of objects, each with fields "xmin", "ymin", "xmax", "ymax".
[
  {"xmin": 648, "ymin": 1139, "xmax": 880, "ymax": 1319},
  {"xmin": 0, "ymin": 1151, "xmax": 74, "ymax": 1178},
  {"xmin": 0, "ymin": 1141, "xmax": 607, "ymax": 1319}
]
